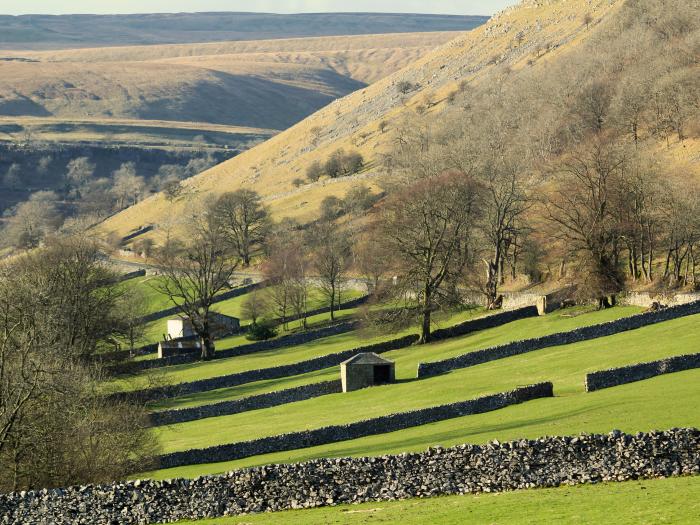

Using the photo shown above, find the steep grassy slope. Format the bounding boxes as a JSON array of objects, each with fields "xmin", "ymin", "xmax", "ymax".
[
  {"xmin": 0, "ymin": 13, "xmax": 487, "ymax": 50},
  {"xmin": 95, "ymin": 0, "xmax": 621, "ymax": 238},
  {"xmin": 0, "ymin": 32, "xmax": 460, "ymax": 133},
  {"xmin": 98, "ymin": 0, "xmax": 700, "ymax": 245}
]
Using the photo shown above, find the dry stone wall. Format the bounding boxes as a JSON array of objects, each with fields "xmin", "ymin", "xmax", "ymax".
[
  {"xmin": 585, "ymin": 353, "xmax": 700, "ymax": 392},
  {"xmin": 109, "ymin": 335, "xmax": 420, "ymax": 404},
  {"xmin": 113, "ymin": 307, "xmax": 542, "ymax": 402},
  {"xmin": 156, "ymin": 383, "xmax": 554, "ymax": 469},
  {"xmin": 149, "ymin": 381, "xmax": 342, "ymax": 427},
  {"xmin": 418, "ymin": 301, "xmax": 700, "ymax": 378},
  {"xmin": 109, "ymin": 321, "xmax": 359, "ymax": 375},
  {"xmin": 619, "ymin": 291, "xmax": 700, "ymax": 308},
  {"xmin": 3, "ymin": 428, "xmax": 697, "ymax": 524},
  {"xmin": 430, "ymin": 306, "xmax": 538, "ymax": 340}
]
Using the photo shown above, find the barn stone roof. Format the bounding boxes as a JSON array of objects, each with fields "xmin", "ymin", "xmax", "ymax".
[{"xmin": 341, "ymin": 352, "xmax": 394, "ymax": 366}]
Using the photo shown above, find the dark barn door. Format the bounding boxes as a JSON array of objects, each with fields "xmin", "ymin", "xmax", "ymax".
[{"xmin": 373, "ymin": 365, "xmax": 391, "ymax": 384}]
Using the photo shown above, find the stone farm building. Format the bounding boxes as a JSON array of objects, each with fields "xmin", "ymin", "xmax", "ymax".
[
  {"xmin": 341, "ymin": 353, "xmax": 395, "ymax": 392},
  {"xmin": 166, "ymin": 312, "xmax": 241, "ymax": 340}
]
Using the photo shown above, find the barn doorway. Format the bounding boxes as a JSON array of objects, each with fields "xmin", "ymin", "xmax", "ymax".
[{"xmin": 373, "ymin": 364, "xmax": 392, "ymax": 384}]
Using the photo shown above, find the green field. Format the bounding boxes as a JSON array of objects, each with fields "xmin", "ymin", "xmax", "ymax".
[
  {"xmin": 147, "ymin": 311, "xmax": 697, "ymax": 460},
  {"xmin": 177, "ymin": 475, "xmax": 700, "ymax": 524},
  {"xmin": 145, "ymin": 306, "xmax": 639, "ymax": 410},
  {"xmin": 131, "ymin": 281, "xmax": 365, "ymax": 346},
  {"xmin": 108, "ymin": 307, "xmax": 489, "ymax": 392},
  {"xmin": 144, "ymin": 368, "xmax": 700, "ymax": 479}
]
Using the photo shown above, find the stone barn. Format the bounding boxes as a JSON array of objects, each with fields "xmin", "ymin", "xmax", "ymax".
[
  {"xmin": 157, "ymin": 340, "xmax": 202, "ymax": 359},
  {"xmin": 166, "ymin": 312, "xmax": 241, "ymax": 340},
  {"xmin": 340, "ymin": 353, "xmax": 395, "ymax": 392}
]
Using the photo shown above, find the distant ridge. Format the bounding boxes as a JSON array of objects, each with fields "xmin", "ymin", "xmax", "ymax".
[{"xmin": 0, "ymin": 12, "xmax": 489, "ymax": 50}]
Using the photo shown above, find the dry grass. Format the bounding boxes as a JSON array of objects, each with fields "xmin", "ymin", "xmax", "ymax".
[
  {"xmin": 0, "ymin": 32, "xmax": 458, "ymax": 162},
  {"xmin": 98, "ymin": 0, "xmax": 639, "ymax": 239}
]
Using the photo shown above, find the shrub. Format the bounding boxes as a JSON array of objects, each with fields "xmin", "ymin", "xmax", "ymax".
[
  {"xmin": 246, "ymin": 321, "xmax": 277, "ymax": 341},
  {"xmin": 292, "ymin": 178, "xmax": 305, "ymax": 188},
  {"xmin": 324, "ymin": 151, "xmax": 344, "ymax": 178},
  {"xmin": 306, "ymin": 161, "xmax": 324, "ymax": 182},
  {"xmin": 325, "ymin": 150, "xmax": 364, "ymax": 178},
  {"xmin": 397, "ymin": 80, "xmax": 415, "ymax": 94},
  {"xmin": 320, "ymin": 195, "xmax": 346, "ymax": 221},
  {"xmin": 344, "ymin": 185, "xmax": 379, "ymax": 215}
]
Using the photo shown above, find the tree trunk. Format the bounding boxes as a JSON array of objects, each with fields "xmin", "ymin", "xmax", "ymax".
[
  {"xmin": 329, "ymin": 282, "xmax": 336, "ymax": 321},
  {"xmin": 419, "ymin": 285, "xmax": 432, "ymax": 344},
  {"xmin": 200, "ymin": 320, "xmax": 214, "ymax": 360},
  {"xmin": 484, "ymin": 259, "xmax": 498, "ymax": 308}
]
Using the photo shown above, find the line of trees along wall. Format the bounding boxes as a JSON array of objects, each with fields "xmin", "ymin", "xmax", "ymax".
[
  {"xmin": 4, "ymin": 428, "xmax": 697, "ymax": 524},
  {"xmin": 418, "ymin": 301, "xmax": 700, "ymax": 378},
  {"xmin": 585, "ymin": 353, "xmax": 700, "ymax": 392},
  {"xmin": 149, "ymin": 381, "xmax": 342, "ymax": 427},
  {"xmin": 156, "ymin": 383, "xmax": 554, "ymax": 469}
]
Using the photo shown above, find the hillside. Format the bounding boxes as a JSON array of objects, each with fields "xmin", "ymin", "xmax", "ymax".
[
  {"xmin": 0, "ymin": 33, "xmax": 461, "ymax": 131},
  {"xmin": 0, "ymin": 13, "xmax": 488, "ymax": 50},
  {"xmin": 0, "ymin": 32, "xmax": 464, "ymax": 218},
  {"xmin": 101, "ymin": 0, "xmax": 700, "ymax": 244}
]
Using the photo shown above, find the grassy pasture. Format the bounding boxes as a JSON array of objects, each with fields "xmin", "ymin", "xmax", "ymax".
[
  {"xmin": 147, "ymin": 306, "xmax": 640, "ymax": 410},
  {"xmin": 150, "ymin": 309, "xmax": 691, "ymax": 457},
  {"xmin": 176, "ymin": 475, "xmax": 700, "ymax": 524},
  {"xmin": 131, "ymin": 282, "xmax": 366, "ymax": 347},
  {"xmin": 145, "ymin": 368, "xmax": 700, "ymax": 480},
  {"xmin": 108, "ymin": 306, "xmax": 484, "ymax": 392}
]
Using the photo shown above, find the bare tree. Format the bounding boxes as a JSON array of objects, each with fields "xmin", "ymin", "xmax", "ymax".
[
  {"xmin": 354, "ymin": 229, "xmax": 390, "ymax": 296},
  {"xmin": 0, "ymin": 239, "xmax": 156, "ymax": 491},
  {"xmin": 263, "ymin": 234, "xmax": 308, "ymax": 330},
  {"xmin": 308, "ymin": 221, "xmax": 352, "ymax": 322},
  {"xmin": 2, "ymin": 191, "xmax": 62, "ymax": 249},
  {"xmin": 115, "ymin": 288, "xmax": 149, "ymax": 356},
  {"xmin": 375, "ymin": 171, "xmax": 481, "ymax": 343},
  {"xmin": 477, "ymin": 156, "xmax": 532, "ymax": 308},
  {"xmin": 212, "ymin": 189, "xmax": 271, "ymax": 267},
  {"xmin": 241, "ymin": 289, "xmax": 267, "ymax": 326},
  {"xmin": 153, "ymin": 215, "xmax": 239, "ymax": 359},
  {"xmin": 547, "ymin": 140, "xmax": 626, "ymax": 307},
  {"xmin": 111, "ymin": 162, "xmax": 145, "ymax": 210},
  {"xmin": 65, "ymin": 157, "xmax": 95, "ymax": 196}
]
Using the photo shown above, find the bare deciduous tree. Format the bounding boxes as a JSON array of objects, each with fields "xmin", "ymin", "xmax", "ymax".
[
  {"xmin": 0, "ymin": 238, "xmax": 156, "ymax": 491},
  {"xmin": 308, "ymin": 221, "xmax": 352, "ymax": 322},
  {"xmin": 375, "ymin": 171, "xmax": 481, "ymax": 343},
  {"xmin": 213, "ymin": 189, "xmax": 270, "ymax": 267},
  {"xmin": 153, "ymin": 215, "xmax": 239, "ymax": 359},
  {"xmin": 547, "ymin": 140, "xmax": 626, "ymax": 307}
]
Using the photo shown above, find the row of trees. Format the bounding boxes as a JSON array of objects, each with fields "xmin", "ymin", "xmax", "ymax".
[
  {"xmin": 0, "ymin": 238, "xmax": 156, "ymax": 491},
  {"xmin": 1, "ymin": 154, "xmax": 219, "ymax": 249},
  {"xmin": 152, "ymin": 192, "xmax": 354, "ymax": 358}
]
